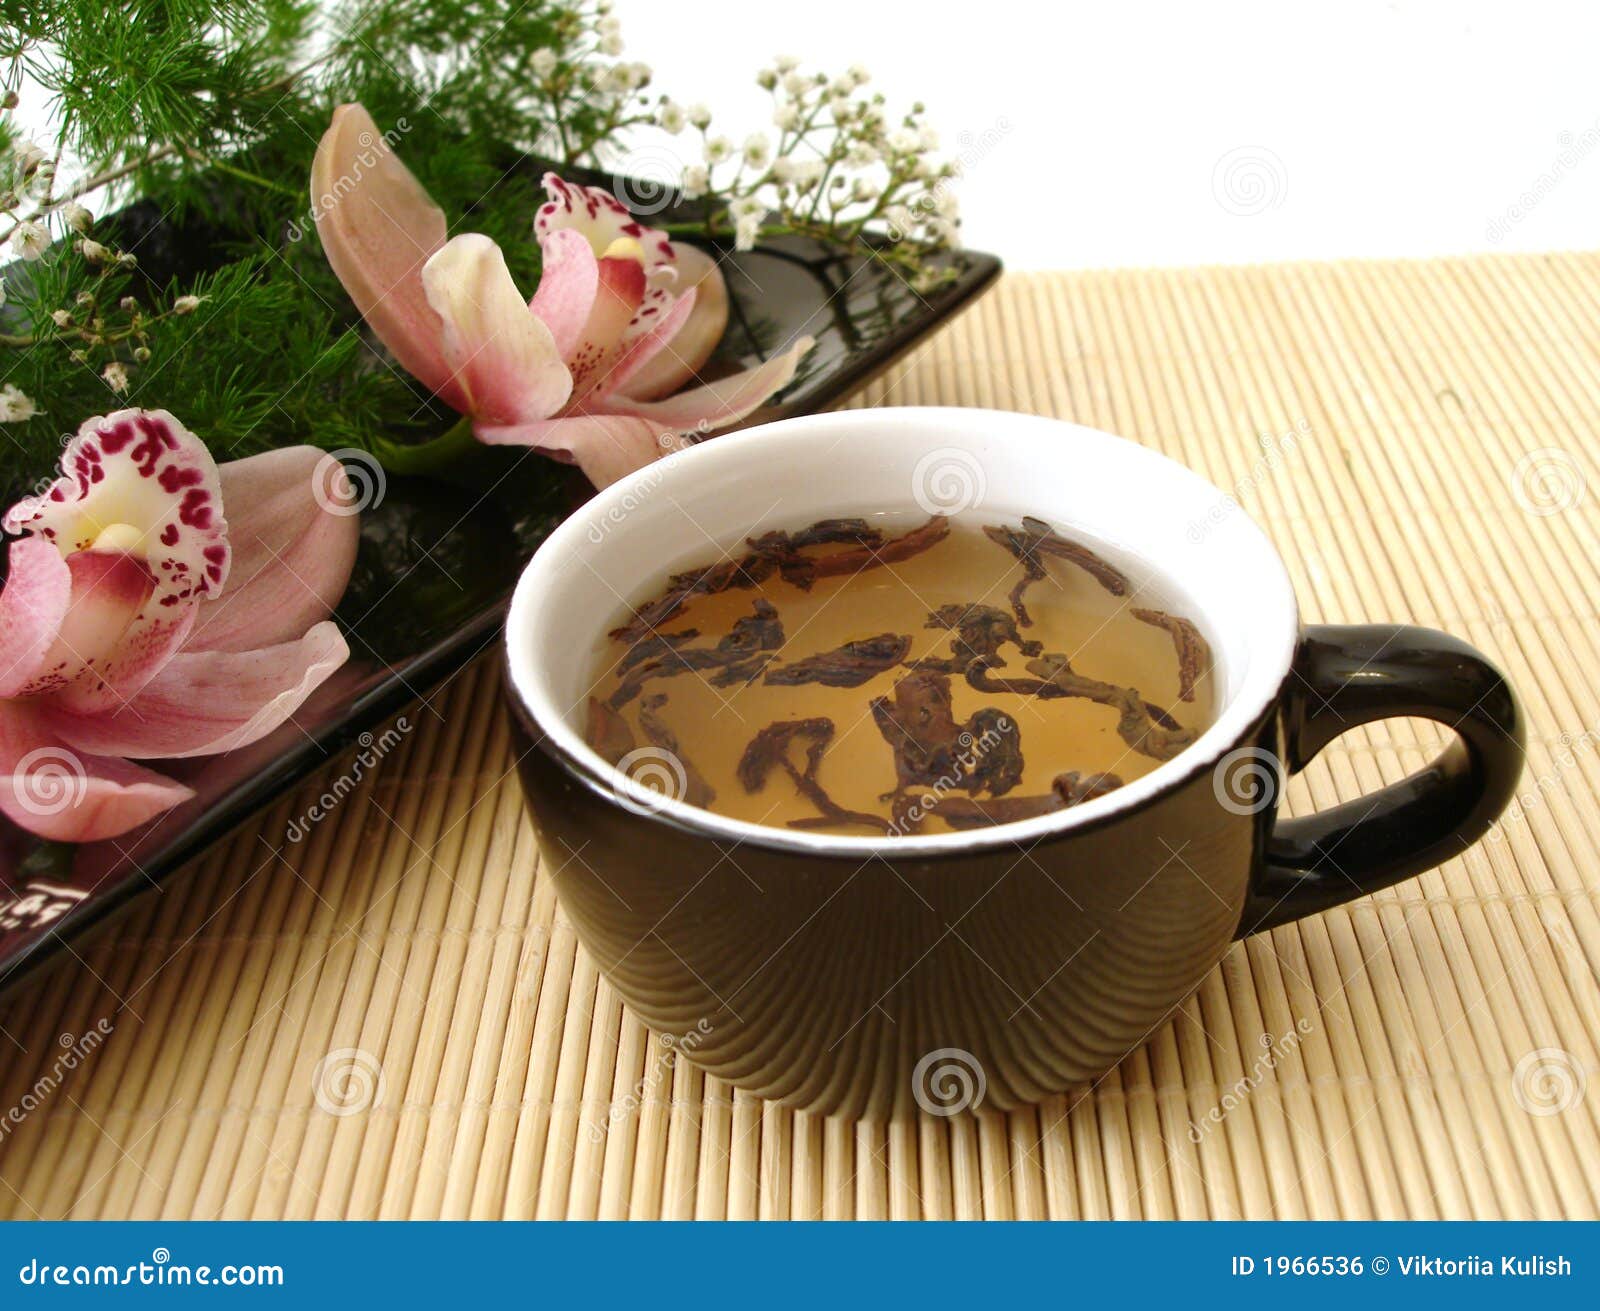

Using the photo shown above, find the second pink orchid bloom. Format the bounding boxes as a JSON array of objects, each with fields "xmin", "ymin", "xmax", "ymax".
[
  {"xmin": 0, "ymin": 410, "xmax": 358, "ymax": 842},
  {"xmin": 312, "ymin": 104, "xmax": 811, "ymax": 488}
]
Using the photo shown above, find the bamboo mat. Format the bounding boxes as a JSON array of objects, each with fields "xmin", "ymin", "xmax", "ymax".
[{"xmin": 3, "ymin": 253, "xmax": 1600, "ymax": 1220}]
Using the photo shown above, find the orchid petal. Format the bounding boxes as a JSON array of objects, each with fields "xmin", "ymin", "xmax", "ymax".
[
  {"xmin": 614, "ymin": 244, "xmax": 731, "ymax": 400},
  {"xmin": 601, "ymin": 284, "xmax": 699, "ymax": 399},
  {"xmin": 312, "ymin": 104, "xmax": 461, "ymax": 408},
  {"xmin": 421, "ymin": 234, "xmax": 573, "ymax": 425},
  {"xmin": 474, "ymin": 414, "xmax": 688, "ymax": 490},
  {"xmin": 189, "ymin": 447, "xmax": 361, "ymax": 653},
  {"xmin": 528, "ymin": 228, "xmax": 600, "ymax": 360},
  {"xmin": 535, "ymin": 173, "xmax": 676, "ymax": 291},
  {"xmin": 3, "ymin": 410, "xmax": 225, "ymax": 710},
  {"xmin": 0, "ymin": 703, "xmax": 192, "ymax": 842},
  {"xmin": 566, "ymin": 254, "xmax": 646, "ymax": 404},
  {"xmin": 0, "ymin": 538, "xmax": 72, "ymax": 697},
  {"xmin": 586, "ymin": 335, "xmax": 813, "ymax": 431},
  {"xmin": 46, "ymin": 622, "xmax": 349, "ymax": 761}
]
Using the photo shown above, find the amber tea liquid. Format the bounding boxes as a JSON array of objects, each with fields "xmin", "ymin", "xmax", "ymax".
[{"xmin": 585, "ymin": 514, "xmax": 1216, "ymax": 836}]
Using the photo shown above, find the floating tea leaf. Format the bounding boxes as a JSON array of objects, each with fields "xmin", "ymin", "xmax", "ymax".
[
  {"xmin": 738, "ymin": 718, "xmax": 891, "ymax": 833},
  {"xmin": 585, "ymin": 516, "xmax": 1215, "ymax": 835},
  {"xmin": 637, "ymin": 694, "xmax": 717, "ymax": 808},
  {"xmin": 765, "ymin": 632, "xmax": 913, "ymax": 687},
  {"xmin": 1133, "ymin": 607, "xmax": 1208, "ymax": 702}
]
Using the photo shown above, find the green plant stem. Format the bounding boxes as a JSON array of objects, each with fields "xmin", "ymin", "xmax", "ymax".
[{"xmin": 372, "ymin": 415, "xmax": 481, "ymax": 477}]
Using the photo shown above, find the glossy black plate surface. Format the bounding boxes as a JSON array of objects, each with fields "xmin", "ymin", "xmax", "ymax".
[{"xmin": 0, "ymin": 176, "xmax": 1000, "ymax": 996}]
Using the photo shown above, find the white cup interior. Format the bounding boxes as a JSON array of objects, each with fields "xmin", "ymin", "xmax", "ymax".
[{"xmin": 505, "ymin": 407, "xmax": 1299, "ymax": 853}]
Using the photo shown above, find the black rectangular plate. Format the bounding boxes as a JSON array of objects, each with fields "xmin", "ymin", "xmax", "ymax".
[{"xmin": 0, "ymin": 177, "xmax": 1000, "ymax": 997}]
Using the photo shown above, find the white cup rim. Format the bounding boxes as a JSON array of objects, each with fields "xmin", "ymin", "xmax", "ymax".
[{"xmin": 504, "ymin": 407, "xmax": 1299, "ymax": 854}]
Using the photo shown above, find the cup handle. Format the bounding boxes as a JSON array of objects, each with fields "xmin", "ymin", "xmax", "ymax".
[{"xmin": 1235, "ymin": 624, "xmax": 1525, "ymax": 938}]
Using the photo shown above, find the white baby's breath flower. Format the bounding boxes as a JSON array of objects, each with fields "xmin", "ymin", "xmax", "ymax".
[
  {"xmin": 918, "ymin": 125, "xmax": 940, "ymax": 151},
  {"xmin": 847, "ymin": 63, "xmax": 871, "ymax": 87},
  {"xmin": 884, "ymin": 204, "xmax": 916, "ymax": 236},
  {"xmin": 597, "ymin": 13, "xmax": 622, "ymax": 35},
  {"xmin": 774, "ymin": 55, "xmax": 801, "ymax": 74},
  {"xmin": 734, "ymin": 211, "xmax": 763, "ymax": 251},
  {"xmin": 782, "ymin": 72, "xmax": 808, "ymax": 98},
  {"xmin": 62, "ymin": 202, "xmax": 93, "ymax": 233},
  {"xmin": 657, "ymin": 99, "xmax": 686, "ymax": 134},
  {"xmin": 704, "ymin": 135, "xmax": 734, "ymax": 165},
  {"xmin": 102, "ymin": 361, "xmax": 130, "ymax": 394},
  {"xmin": 12, "ymin": 138, "xmax": 46, "ymax": 172},
  {"xmin": 11, "ymin": 220, "xmax": 48, "ymax": 260},
  {"xmin": 888, "ymin": 127, "xmax": 920, "ymax": 155},
  {"xmin": 680, "ymin": 165, "xmax": 710, "ymax": 200},
  {"xmin": 845, "ymin": 141, "xmax": 877, "ymax": 168},
  {"xmin": 173, "ymin": 294, "xmax": 204, "ymax": 315},
  {"xmin": 50, "ymin": 308, "xmax": 72, "ymax": 328},
  {"xmin": 531, "ymin": 48, "xmax": 558, "ymax": 78},
  {"xmin": 773, "ymin": 103, "xmax": 800, "ymax": 131},
  {"xmin": 756, "ymin": 68, "xmax": 777, "ymax": 91},
  {"xmin": 0, "ymin": 384, "xmax": 38, "ymax": 423},
  {"xmin": 728, "ymin": 196, "xmax": 765, "ymax": 220},
  {"xmin": 686, "ymin": 102, "xmax": 712, "ymax": 129},
  {"xmin": 599, "ymin": 32, "xmax": 624, "ymax": 56},
  {"xmin": 769, "ymin": 157, "xmax": 797, "ymax": 185},
  {"xmin": 742, "ymin": 133, "xmax": 772, "ymax": 169},
  {"xmin": 76, "ymin": 238, "xmax": 109, "ymax": 263},
  {"xmin": 851, "ymin": 176, "xmax": 878, "ymax": 203}
]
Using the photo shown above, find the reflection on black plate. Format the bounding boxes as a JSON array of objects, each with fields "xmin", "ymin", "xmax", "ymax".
[{"xmin": 0, "ymin": 174, "xmax": 1000, "ymax": 996}]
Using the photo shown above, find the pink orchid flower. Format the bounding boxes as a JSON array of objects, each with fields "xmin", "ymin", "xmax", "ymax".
[
  {"xmin": 311, "ymin": 103, "xmax": 812, "ymax": 488},
  {"xmin": 0, "ymin": 409, "xmax": 359, "ymax": 842}
]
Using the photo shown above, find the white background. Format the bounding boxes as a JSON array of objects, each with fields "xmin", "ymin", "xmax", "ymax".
[{"xmin": 614, "ymin": 0, "xmax": 1600, "ymax": 270}]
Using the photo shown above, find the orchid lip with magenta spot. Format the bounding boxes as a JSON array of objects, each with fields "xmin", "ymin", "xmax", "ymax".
[
  {"xmin": 311, "ymin": 103, "xmax": 813, "ymax": 490},
  {"xmin": 0, "ymin": 409, "xmax": 360, "ymax": 843}
]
